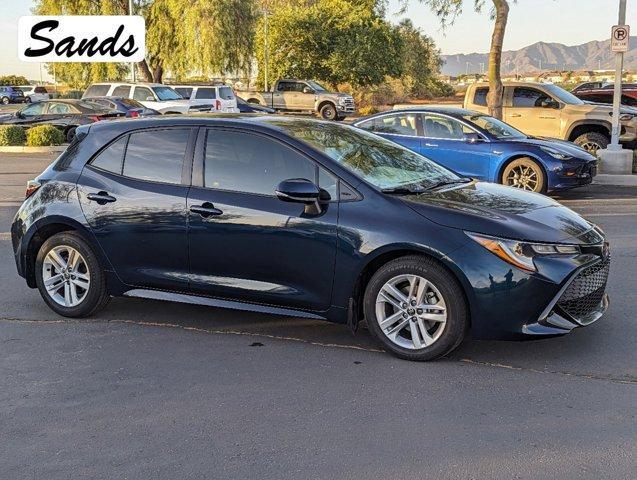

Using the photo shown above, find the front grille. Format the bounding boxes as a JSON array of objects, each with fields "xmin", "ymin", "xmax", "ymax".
[
  {"xmin": 556, "ymin": 255, "xmax": 610, "ymax": 322},
  {"xmin": 341, "ymin": 98, "xmax": 355, "ymax": 107}
]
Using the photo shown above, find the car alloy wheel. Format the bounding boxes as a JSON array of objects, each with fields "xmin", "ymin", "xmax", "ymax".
[
  {"xmin": 505, "ymin": 164, "xmax": 540, "ymax": 191},
  {"xmin": 42, "ymin": 245, "xmax": 90, "ymax": 307},
  {"xmin": 375, "ymin": 274, "xmax": 447, "ymax": 350},
  {"xmin": 579, "ymin": 141, "xmax": 601, "ymax": 153},
  {"xmin": 1, "ymin": 97, "xmax": 9, "ymax": 105}
]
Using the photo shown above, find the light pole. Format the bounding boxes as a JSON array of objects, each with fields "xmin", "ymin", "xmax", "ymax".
[
  {"xmin": 263, "ymin": 8, "xmax": 269, "ymax": 92},
  {"xmin": 129, "ymin": 0, "xmax": 136, "ymax": 82},
  {"xmin": 597, "ymin": 0, "xmax": 633, "ymax": 174}
]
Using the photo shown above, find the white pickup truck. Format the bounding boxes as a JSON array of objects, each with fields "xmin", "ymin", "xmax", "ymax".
[{"xmin": 238, "ymin": 79, "xmax": 355, "ymax": 121}]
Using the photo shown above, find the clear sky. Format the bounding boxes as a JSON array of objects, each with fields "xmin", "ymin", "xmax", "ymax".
[{"xmin": 0, "ymin": 0, "xmax": 630, "ymax": 81}]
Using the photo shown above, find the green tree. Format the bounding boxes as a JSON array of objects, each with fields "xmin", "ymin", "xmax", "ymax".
[
  {"xmin": 416, "ymin": 0, "xmax": 510, "ymax": 118},
  {"xmin": 256, "ymin": 0, "xmax": 403, "ymax": 89},
  {"xmin": 0, "ymin": 75, "xmax": 30, "ymax": 86}
]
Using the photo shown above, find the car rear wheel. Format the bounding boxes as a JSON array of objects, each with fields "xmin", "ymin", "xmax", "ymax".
[
  {"xmin": 573, "ymin": 132, "xmax": 609, "ymax": 155},
  {"xmin": 35, "ymin": 232, "xmax": 110, "ymax": 317},
  {"xmin": 1, "ymin": 96, "xmax": 9, "ymax": 105},
  {"xmin": 319, "ymin": 103, "xmax": 337, "ymax": 121},
  {"xmin": 363, "ymin": 256, "xmax": 468, "ymax": 361},
  {"xmin": 502, "ymin": 157, "xmax": 546, "ymax": 193}
]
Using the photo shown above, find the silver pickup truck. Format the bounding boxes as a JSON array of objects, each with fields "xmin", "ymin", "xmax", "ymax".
[{"xmin": 237, "ymin": 79, "xmax": 356, "ymax": 121}]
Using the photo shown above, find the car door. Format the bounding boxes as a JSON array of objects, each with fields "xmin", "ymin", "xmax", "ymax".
[
  {"xmin": 272, "ymin": 81, "xmax": 290, "ymax": 109},
  {"xmin": 186, "ymin": 127, "xmax": 339, "ymax": 311},
  {"xmin": 504, "ymin": 86, "xmax": 562, "ymax": 137},
  {"xmin": 419, "ymin": 113, "xmax": 491, "ymax": 179},
  {"xmin": 77, "ymin": 127, "xmax": 195, "ymax": 290},
  {"xmin": 132, "ymin": 85, "xmax": 157, "ymax": 109},
  {"xmin": 42, "ymin": 101, "xmax": 76, "ymax": 129},
  {"xmin": 356, "ymin": 112, "xmax": 422, "ymax": 153}
]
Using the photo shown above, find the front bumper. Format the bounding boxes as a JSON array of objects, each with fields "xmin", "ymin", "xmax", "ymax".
[{"xmin": 551, "ymin": 160, "xmax": 598, "ymax": 190}]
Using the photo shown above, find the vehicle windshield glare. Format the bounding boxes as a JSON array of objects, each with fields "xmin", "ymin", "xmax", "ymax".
[
  {"xmin": 306, "ymin": 81, "xmax": 327, "ymax": 92},
  {"xmin": 543, "ymin": 84, "xmax": 584, "ymax": 105},
  {"xmin": 152, "ymin": 86, "xmax": 183, "ymax": 101},
  {"xmin": 463, "ymin": 114, "xmax": 527, "ymax": 139},
  {"xmin": 272, "ymin": 120, "xmax": 459, "ymax": 190}
]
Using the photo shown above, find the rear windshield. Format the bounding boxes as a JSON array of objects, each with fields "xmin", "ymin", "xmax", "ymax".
[
  {"xmin": 219, "ymin": 87, "xmax": 235, "ymax": 100},
  {"xmin": 119, "ymin": 98, "xmax": 144, "ymax": 109},
  {"xmin": 85, "ymin": 84, "xmax": 111, "ymax": 97}
]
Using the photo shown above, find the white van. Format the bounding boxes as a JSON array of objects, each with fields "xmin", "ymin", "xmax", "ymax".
[
  {"xmin": 82, "ymin": 83, "xmax": 195, "ymax": 114},
  {"xmin": 17, "ymin": 85, "xmax": 50, "ymax": 103},
  {"xmin": 172, "ymin": 85, "xmax": 239, "ymax": 113}
]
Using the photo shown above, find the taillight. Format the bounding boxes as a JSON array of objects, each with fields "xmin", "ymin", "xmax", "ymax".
[
  {"xmin": 129, "ymin": 110, "xmax": 140, "ymax": 118},
  {"xmin": 89, "ymin": 115, "xmax": 101, "ymax": 122},
  {"xmin": 25, "ymin": 180, "xmax": 41, "ymax": 199}
]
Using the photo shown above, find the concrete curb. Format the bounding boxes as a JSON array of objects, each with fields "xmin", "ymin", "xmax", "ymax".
[
  {"xmin": 595, "ymin": 174, "xmax": 637, "ymax": 187},
  {"xmin": 0, "ymin": 145, "xmax": 67, "ymax": 153}
]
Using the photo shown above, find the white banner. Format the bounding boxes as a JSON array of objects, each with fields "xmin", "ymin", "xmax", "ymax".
[{"xmin": 18, "ymin": 15, "xmax": 146, "ymax": 63}]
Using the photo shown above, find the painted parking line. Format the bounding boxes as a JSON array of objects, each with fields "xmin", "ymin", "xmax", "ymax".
[{"xmin": 0, "ymin": 232, "xmax": 10, "ymax": 240}]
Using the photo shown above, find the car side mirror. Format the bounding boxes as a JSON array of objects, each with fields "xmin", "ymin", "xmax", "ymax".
[
  {"xmin": 464, "ymin": 132, "xmax": 482, "ymax": 144},
  {"xmin": 302, "ymin": 87, "xmax": 314, "ymax": 94},
  {"xmin": 275, "ymin": 178, "xmax": 322, "ymax": 214},
  {"xmin": 541, "ymin": 99, "xmax": 559, "ymax": 109}
]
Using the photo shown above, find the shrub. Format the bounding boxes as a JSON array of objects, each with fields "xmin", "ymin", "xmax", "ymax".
[
  {"xmin": 0, "ymin": 125, "xmax": 27, "ymax": 146},
  {"xmin": 26, "ymin": 125, "xmax": 65, "ymax": 146},
  {"xmin": 358, "ymin": 105, "xmax": 379, "ymax": 116}
]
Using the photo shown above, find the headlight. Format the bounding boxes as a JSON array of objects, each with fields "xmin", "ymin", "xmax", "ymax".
[
  {"xmin": 540, "ymin": 146, "xmax": 571, "ymax": 160},
  {"xmin": 466, "ymin": 232, "xmax": 580, "ymax": 272},
  {"xmin": 337, "ymin": 97, "xmax": 350, "ymax": 104}
]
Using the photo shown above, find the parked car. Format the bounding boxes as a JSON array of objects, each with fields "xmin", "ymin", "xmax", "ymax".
[
  {"xmin": 0, "ymin": 86, "xmax": 26, "ymax": 105},
  {"xmin": 11, "ymin": 116, "xmax": 610, "ymax": 361},
  {"xmin": 83, "ymin": 96, "xmax": 160, "ymax": 117},
  {"xmin": 0, "ymin": 99, "xmax": 125, "ymax": 142},
  {"xmin": 15, "ymin": 85, "xmax": 50, "ymax": 103},
  {"xmin": 573, "ymin": 87, "xmax": 637, "ymax": 107},
  {"xmin": 172, "ymin": 85, "xmax": 239, "ymax": 113},
  {"xmin": 464, "ymin": 82, "xmax": 637, "ymax": 153},
  {"xmin": 238, "ymin": 79, "xmax": 355, "ymax": 120},
  {"xmin": 236, "ymin": 96, "xmax": 275, "ymax": 114},
  {"xmin": 354, "ymin": 107, "xmax": 598, "ymax": 193},
  {"xmin": 82, "ymin": 83, "xmax": 196, "ymax": 114},
  {"xmin": 571, "ymin": 82, "xmax": 637, "ymax": 93}
]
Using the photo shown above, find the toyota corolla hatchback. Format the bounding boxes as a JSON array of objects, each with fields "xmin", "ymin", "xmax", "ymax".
[{"xmin": 11, "ymin": 116, "xmax": 610, "ymax": 361}]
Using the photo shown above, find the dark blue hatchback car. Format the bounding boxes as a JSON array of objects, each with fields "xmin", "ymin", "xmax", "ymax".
[
  {"xmin": 11, "ymin": 116, "xmax": 611, "ymax": 360},
  {"xmin": 353, "ymin": 107, "xmax": 598, "ymax": 193}
]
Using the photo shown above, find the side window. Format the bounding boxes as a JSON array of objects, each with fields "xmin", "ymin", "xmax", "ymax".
[
  {"xmin": 512, "ymin": 87, "xmax": 551, "ymax": 108},
  {"xmin": 204, "ymin": 130, "xmax": 316, "ymax": 196},
  {"xmin": 112, "ymin": 85, "xmax": 131, "ymax": 98},
  {"xmin": 195, "ymin": 88, "xmax": 216, "ymax": 100},
  {"xmin": 34, "ymin": 86, "xmax": 47, "ymax": 94},
  {"xmin": 85, "ymin": 85, "xmax": 110, "ymax": 97},
  {"xmin": 133, "ymin": 86, "xmax": 153, "ymax": 102},
  {"xmin": 473, "ymin": 87, "xmax": 488, "ymax": 106},
  {"xmin": 21, "ymin": 103, "xmax": 46, "ymax": 116},
  {"xmin": 423, "ymin": 114, "xmax": 470, "ymax": 140},
  {"xmin": 276, "ymin": 82, "xmax": 291, "ymax": 92},
  {"xmin": 363, "ymin": 113, "xmax": 418, "ymax": 136},
  {"xmin": 174, "ymin": 87, "xmax": 193, "ymax": 98},
  {"xmin": 90, "ymin": 136, "xmax": 127, "ymax": 173},
  {"xmin": 47, "ymin": 103, "xmax": 73, "ymax": 114},
  {"xmin": 123, "ymin": 129, "xmax": 189, "ymax": 184}
]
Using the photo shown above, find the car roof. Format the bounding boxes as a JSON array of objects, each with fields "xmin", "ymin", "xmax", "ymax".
[
  {"xmin": 90, "ymin": 82, "xmax": 166, "ymax": 88},
  {"xmin": 355, "ymin": 106, "xmax": 482, "ymax": 122}
]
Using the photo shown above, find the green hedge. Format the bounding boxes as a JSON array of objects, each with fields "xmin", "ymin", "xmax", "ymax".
[
  {"xmin": 0, "ymin": 125, "xmax": 27, "ymax": 146},
  {"xmin": 26, "ymin": 125, "xmax": 65, "ymax": 146}
]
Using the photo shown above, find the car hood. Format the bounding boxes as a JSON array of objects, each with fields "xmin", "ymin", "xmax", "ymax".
[
  {"xmin": 499, "ymin": 136, "xmax": 596, "ymax": 160},
  {"xmin": 402, "ymin": 181, "xmax": 596, "ymax": 244}
]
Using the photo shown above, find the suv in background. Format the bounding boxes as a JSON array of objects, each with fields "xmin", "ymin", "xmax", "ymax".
[
  {"xmin": 16, "ymin": 85, "xmax": 50, "ymax": 103},
  {"xmin": 172, "ymin": 85, "xmax": 239, "ymax": 113},
  {"xmin": 573, "ymin": 86, "xmax": 637, "ymax": 107},
  {"xmin": 82, "ymin": 83, "xmax": 194, "ymax": 114},
  {"xmin": 0, "ymin": 86, "xmax": 26, "ymax": 105},
  {"xmin": 464, "ymin": 82, "xmax": 637, "ymax": 153}
]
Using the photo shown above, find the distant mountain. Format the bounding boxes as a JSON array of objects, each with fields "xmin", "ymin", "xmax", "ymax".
[{"xmin": 441, "ymin": 37, "xmax": 637, "ymax": 76}]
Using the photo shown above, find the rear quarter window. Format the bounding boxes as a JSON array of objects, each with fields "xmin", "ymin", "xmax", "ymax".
[
  {"xmin": 90, "ymin": 136, "xmax": 127, "ymax": 174},
  {"xmin": 219, "ymin": 87, "xmax": 234, "ymax": 100},
  {"xmin": 85, "ymin": 84, "xmax": 111, "ymax": 97},
  {"xmin": 195, "ymin": 88, "xmax": 216, "ymax": 100}
]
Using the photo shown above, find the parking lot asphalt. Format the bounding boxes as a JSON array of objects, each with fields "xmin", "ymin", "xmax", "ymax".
[{"xmin": 1, "ymin": 153, "xmax": 636, "ymax": 479}]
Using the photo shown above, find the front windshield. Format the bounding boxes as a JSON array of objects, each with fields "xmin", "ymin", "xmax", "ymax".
[
  {"xmin": 543, "ymin": 84, "xmax": 584, "ymax": 105},
  {"xmin": 307, "ymin": 81, "xmax": 327, "ymax": 92},
  {"xmin": 463, "ymin": 114, "xmax": 526, "ymax": 139},
  {"xmin": 271, "ymin": 120, "xmax": 459, "ymax": 190},
  {"xmin": 152, "ymin": 86, "xmax": 183, "ymax": 101}
]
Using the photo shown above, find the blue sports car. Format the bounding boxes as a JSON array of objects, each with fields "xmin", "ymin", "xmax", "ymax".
[{"xmin": 353, "ymin": 107, "xmax": 598, "ymax": 193}]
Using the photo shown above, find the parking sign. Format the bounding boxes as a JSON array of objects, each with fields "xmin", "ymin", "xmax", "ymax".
[{"xmin": 611, "ymin": 25, "xmax": 630, "ymax": 52}]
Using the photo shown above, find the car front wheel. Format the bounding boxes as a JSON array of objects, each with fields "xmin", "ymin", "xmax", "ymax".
[
  {"xmin": 502, "ymin": 157, "xmax": 546, "ymax": 193},
  {"xmin": 35, "ymin": 232, "xmax": 110, "ymax": 317},
  {"xmin": 1, "ymin": 97, "xmax": 9, "ymax": 105},
  {"xmin": 573, "ymin": 132, "xmax": 609, "ymax": 155},
  {"xmin": 364, "ymin": 256, "xmax": 469, "ymax": 361},
  {"xmin": 319, "ymin": 103, "xmax": 337, "ymax": 121}
]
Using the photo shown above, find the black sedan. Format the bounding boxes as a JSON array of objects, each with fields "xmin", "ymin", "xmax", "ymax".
[
  {"xmin": 0, "ymin": 99, "xmax": 125, "ymax": 142},
  {"xmin": 83, "ymin": 96, "xmax": 160, "ymax": 117}
]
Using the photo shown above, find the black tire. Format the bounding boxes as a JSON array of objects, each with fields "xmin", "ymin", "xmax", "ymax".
[
  {"xmin": 501, "ymin": 157, "xmax": 546, "ymax": 193},
  {"xmin": 319, "ymin": 103, "xmax": 337, "ymax": 121},
  {"xmin": 1, "ymin": 96, "xmax": 9, "ymax": 105},
  {"xmin": 25, "ymin": 97, "xmax": 32, "ymax": 104},
  {"xmin": 573, "ymin": 131, "xmax": 609, "ymax": 155},
  {"xmin": 247, "ymin": 98, "xmax": 261, "ymax": 105},
  {"xmin": 363, "ymin": 255, "xmax": 469, "ymax": 361},
  {"xmin": 35, "ymin": 232, "xmax": 110, "ymax": 318},
  {"xmin": 65, "ymin": 127, "xmax": 76, "ymax": 143}
]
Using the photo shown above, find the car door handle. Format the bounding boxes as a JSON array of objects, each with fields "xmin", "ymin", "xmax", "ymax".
[
  {"xmin": 86, "ymin": 191, "xmax": 116, "ymax": 204},
  {"xmin": 424, "ymin": 143, "xmax": 438, "ymax": 147},
  {"xmin": 540, "ymin": 116, "xmax": 556, "ymax": 119},
  {"xmin": 190, "ymin": 203, "xmax": 223, "ymax": 218},
  {"xmin": 509, "ymin": 114, "xmax": 522, "ymax": 118}
]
